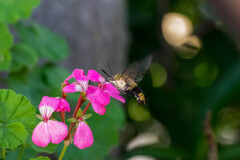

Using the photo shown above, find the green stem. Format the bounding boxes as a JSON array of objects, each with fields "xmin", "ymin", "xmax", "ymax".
[
  {"xmin": 17, "ymin": 144, "xmax": 26, "ymax": 160},
  {"xmin": 58, "ymin": 145, "xmax": 68, "ymax": 160},
  {"xmin": 2, "ymin": 148, "xmax": 5, "ymax": 160}
]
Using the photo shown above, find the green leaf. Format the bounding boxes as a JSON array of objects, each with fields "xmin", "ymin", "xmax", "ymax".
[
  {"xmin": 0, "ymin": 22, "xmax": 13, "ymax": 51},
  {"xmin": 82, "ymin": 113, "xmax": 92, "ymax": 120},
  {"xmin": 16, "ymin": 22, "xmax": 69, "ymax": 61},
  {"xmin": 30, "ymin": 156, "xmax": 51, "ymax": 160},
  {"xmin": 0, "ymin": 22, "xmax": 13, "ymax": 71},
  {"xmin": 0, "ymin": 122, "xmax": 28, "ymax": 149},
  {"xmin": 0, "ymin": 50, "xmax": 11, "ymax": 71},
  {"xmin": 0, "ymin": 0, "xmax": 40, "ymax": 24},
  {"xmin": 0, "ymin": 89, "xmax": 36, "ymax": 149},
  {"xmin": 76, "ymin": 108, "xmax": 83, "ymax": 118},
  {"xmin": 68, "ymin": 118, "xmax": 78, "ymax": 123},
  {"xmin": 10, "ymin": 43, "xmax": 38, "ymax": 71},
  {"xmin": 56, "ymin": 100, "xmax": 125, "ymax": 160}
]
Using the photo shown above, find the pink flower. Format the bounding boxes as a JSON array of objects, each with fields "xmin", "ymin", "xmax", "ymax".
[
  {"xmin": 87, "ymin": 70, "xmax": 125, "ymax": 104},
  {"xmin": 63, "ymin": 69, "xmax": 88, "ymax": 93},
  {"xmin": 99, "ymin": 82, "xmax": 125, "ymax": 103},
  {"xmin": 87, "ymin": 69, "xmax": 105, "ymax": 83},
  {"xmin": 55, "ymin": 97, "xmax": 70, "ymax": 112},
  {"xmin": 86, "ymin": 83, "xmax": 125, "ymax": 115},
  {"xmin": 74, "ymin": 121, "xmax": 94, "ymax": 149},
  {"xmin": 63, "ymin": 69, "xmax": 125, "ymax": 115},
  {"xmin": 32, "ymin": 96, "xmax": 68, "ymax": 147},
  {"xmin": 86, "ymin": 86, "xmax": 110, "ymax": 115}
]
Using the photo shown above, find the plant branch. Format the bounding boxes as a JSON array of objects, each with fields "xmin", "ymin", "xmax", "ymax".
[
  {"xmin": 59, "ymin": 112, "xmax": 65, "ymax": 123},
  {"xmin": 2, "ymin": 148, "xmax": 5, "ymax": 160},
  {"xmin": 65, "ymin": 93, "xmax": 84, "ymax": 140},
  {"xmin": 17, "ymin": 144, "xmax": 26, "ymax": 160},
  {"xmin": 70, "ymin": 127, "xmax": 77, "ymax": 139},
  {"xmin": 72, "ymin": 94, "xmax": 83, "ymax": 118},
  {"xmin": 203, "ymin": 111, "xmax": 218, "ymax": 160},
  {"xmin": 82, "ymin": 102, "xmax": 91, "ymax": 116}
]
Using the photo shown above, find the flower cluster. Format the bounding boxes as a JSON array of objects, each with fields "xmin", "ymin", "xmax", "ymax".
[
  {"xmin": 32, "ymin": 69, "xmax": 125, "ymax": 150},
  {"xmin": 64, "ymin": 69, "xmax": 125, "ymax": 115}
]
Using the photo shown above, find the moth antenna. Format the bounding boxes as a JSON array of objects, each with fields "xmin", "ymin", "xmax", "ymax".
[
  {"xmin": 107, "ymin": 62, "xmax": 113, "ymax": 75},
  {"xmin": 101, "ymin": 69, "xmax": 114, "ymax": 79}
]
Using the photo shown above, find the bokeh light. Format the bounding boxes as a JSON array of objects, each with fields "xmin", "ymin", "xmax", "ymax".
[
  {"xmin": 217, "ymin": 107, "xmax": 240, "ymax": 145},
  {"xmin": 176, "ymin": 35, "xmax": 201, "ymax": 59},
  {"xmin": 127, "ymin": 156, "xmax": 156, "ymax": 160},
  {"xmin": 149, "ymin": 63, "xmax": 167, "ymax": 88},
  {"xmin": 126, "ymin": 120, "xmax": 171, "ymax": 151},
  {"xmin": 127, "ymin": 132, "xmax": 159, "ymax": 151},
  {"xmin": 162, "ymin": 12, "xmax": 193, "ymax": 47},
  {"xmin": 162, "ymin": 12, "xmax": 202, "ymax": 59},
  {"xmin": 128, "ymin": 100, "xmax": 151, "ymax": 122},
  {"xmin": 194, "ymin": 62, "xmax": 218, "ymax": 86}
]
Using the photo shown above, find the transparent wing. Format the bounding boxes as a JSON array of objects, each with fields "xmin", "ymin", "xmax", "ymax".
[{"xmin": 121, "ymin": 54, "xmax": 153, "ymax": 82}]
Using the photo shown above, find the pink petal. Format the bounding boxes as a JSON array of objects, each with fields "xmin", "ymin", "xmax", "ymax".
[
  {"xmin": 39, "ymin": 96, "xmax": 60, "ymax": 119},
  {"xmin": 86, "ymin": 85, "xmax": 99, "ymax": 101},
  {"xmin": 72, "ymin": 69, "xmax": 85, "ymax": 81},
  {"xmin": 64, "ymin": 74, "xmax": 73, "ymax": 85},
  {"xmin": 74, "ymin": 121, "xmax": 94, "ymax": 149},
  {"xmin": 110, "ymin": 93, "xmax": 125, "ymax": 103},
  {"xmin": 86, "ymin": 85, "xmax": 98, "ymax": 95},
  {"xmin": 87, "ymin": 69, "xmax": 105, "ymax": 83},
  {"xmin": 47, "ymin": 120, "xmax": 68, "ymax": 144},
  {"xmin": 91, "ymin": 100, "xmax": 106, "ymax": 115},
  {"xmin": 39, "ymin": 96, "xmax": 60, "ymax": 110},
  {"xmin": 63, "ymin": 83, "xmax": 84, "ymax": 93},
  {"xmin": 103, "ymin": 83, "xmax": 125, "ymax": 103},
  {"xmin": 56, "ymin": 98, "xmax": 70, "ymax": 112},
  {"xmin": 64, "ymin": 69, "xmax": 88, "ymax": 92},
  {"xmin": 32, "ymin": 122, "xmax": 50, "ymax": 147},
  {"xmin": 78, "ymin": 79, "xmax": 88, "ymax": 92},
  {"xmin": 94, "ymin": 89, "xmax": 110, "ymax": 105},
  {"xmin": 72, "ymin": 69, "xmax": 89, "ymax": 91},
  {"xmin": 103, "ymin": 83, "xmax": 120, "ymax": 94}
]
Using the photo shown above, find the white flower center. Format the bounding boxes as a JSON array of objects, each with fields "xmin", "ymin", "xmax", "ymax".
[{"xmin": 39, "ymin": 105, "xmax": 54, "ymax": 119}]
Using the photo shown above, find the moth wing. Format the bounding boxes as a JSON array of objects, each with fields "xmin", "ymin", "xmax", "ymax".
[
  {"xmin": 122, "ymin": 54, "xmax": 152, "ymax": 83},
  {"xmin": 121, "ymin": 61, "xmax": 139, "ymax": 79}
]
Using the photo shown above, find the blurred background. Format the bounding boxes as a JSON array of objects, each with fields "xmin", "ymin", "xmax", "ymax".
[{"xmin": 2, "ymin": 0, "xmax": 240, "ymax": 159}]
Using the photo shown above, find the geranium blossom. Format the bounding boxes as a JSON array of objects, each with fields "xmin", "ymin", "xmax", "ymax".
[
  {"xmin": 86, "ymin": 83, "xmax": 125, "ymax": 115},
  {"xmin": 63, "ymin": 69, "xmax": 125, "ymax": 115},
  {"xmin": 74, "ymin": 121, "xmax": 94, "ymax": 149},
  {"xmin": 55, "ymin": 97, "xmax": 70, "ymax": 112},
  {"xmin": 63, "ymin": 69, "xmax": 88, "ymax": 93},
  {"xmin": 32, "ymin": 96, "xmax": 68, "ymax": 147}
]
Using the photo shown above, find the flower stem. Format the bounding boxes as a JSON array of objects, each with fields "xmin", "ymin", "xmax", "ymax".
[
  {"xmin": 65, "ymin": 93, "xmax": 84, "ymax": 140},
  {"xmin": 58, "ymin": 144, "xmax": 68, "ymax": 160},
  {"xmin": 59, "ymin": 111, "xmax": 65, "ymax": 123},
  {"xmin": 70, "ymin": 127, "xmax": 77, "ymax": 139},
  {"xmin": 2, "ymin": 148, "xmax": 5, "ymax": 159},
  {"xmin": 17, "ymin": 144, "xmax": 26, "ymax": 160},
  {"xmin": 82, "ymin": 102, "xmax": 91, "ymax": 116},
  {"xmin": 61, "ymin": 83, "xmax": 67, "ymax": 99},
  {"xmin": 72, "ymin": 94, "xmax": 83, "ymax": 118}
]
